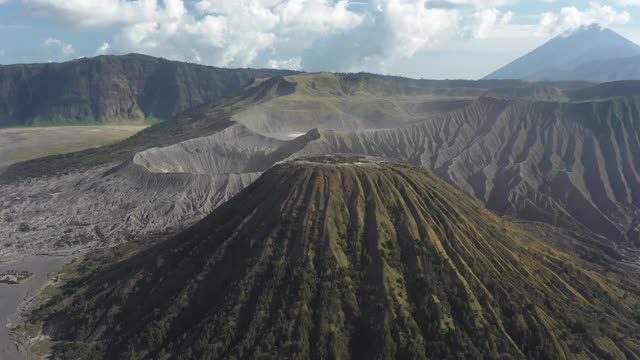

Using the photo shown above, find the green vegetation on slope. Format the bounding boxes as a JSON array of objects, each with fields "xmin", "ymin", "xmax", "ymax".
[
  {"xmin": 22, "ymin": 156, "xmax": 640, "ymax": 359},
  {"xmin": 232, "ymin": 73, "xmax": 483, "ymax": 138}
]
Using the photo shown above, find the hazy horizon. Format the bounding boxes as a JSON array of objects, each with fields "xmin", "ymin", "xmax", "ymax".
[{"xmin": 2, "ymin": 1, "xmax": 640, "ymax": 79}]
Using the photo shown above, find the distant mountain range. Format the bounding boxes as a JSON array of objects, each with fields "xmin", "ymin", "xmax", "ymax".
[
  {"xmin": 1, "ymin": 27, "xmax": 638, "ymax": 128},
  {"xmin": 0, "ymin": 54, "xmax": 595, "ymax": 128},
  {"xmin": 485, "ymin": 25, "xmax": 640, "ymax": 82},
  {"xmin": 0, "ymin": 54, "xmax": 297, "ymax": 127}
]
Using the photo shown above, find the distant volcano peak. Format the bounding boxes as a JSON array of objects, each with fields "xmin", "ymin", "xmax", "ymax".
[{"xmin": 485, "ymin": 26, "xmax": 640, "ymax": 82}]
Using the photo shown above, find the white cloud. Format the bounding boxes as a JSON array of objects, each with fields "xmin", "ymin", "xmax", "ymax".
[
  {"xmin": 190, "ymin": 49, "xmax": 202, "ymax": 63},
  {"xmin": 24, "ymin": 0, "xmax": 163, "ymax": 27},
  {"xmin": 278, "ymin": 0, "xmax": 365, "ymax": 33},
  {"xmin": 536, "ymin": 2, "xmax": 631, "ymax": 36},
  {"xmin": 22, "ymin": 0, "xmax": 601, "ymax": 77},
  {"xmin": 355, "ymin": 0, "xmax": 513, "ymax": 67},
  {"xmin": 617, "ymin": 0, "xmax": 640, "ymax": 6},
  {"xmin": 439, "ymin": 0, "xmax": 514, "ymax": 7},
  {"xmin": 301, "ymin": 0, "xmax": 521, "ymax": 75},
  {"xmin": 382, "ymin": 0, "xmax": 459, "ymax": 58},
  {"xmin": 462, "ymin": 8, "xmax": 512, "ymax": 39},
  {"xmin": 95, "ymin": 42, "xmax": 111, "ymax": 55},
  {"xmin": 43, "ymin": 37, "xmax": 74, "ymax": 56},
  {"xmin": 268, "ymin": 56, "xmax": 302, "ymax": 70},
  {"xmin": 192, "ymin": 0, "xmax": 363, "ymax": 34},
  {"xmin": 24, "ymin": 0, "xmax": 364, "ymax": 67},
  {"xmin": 186, "ymin": 0, "xmax": 364, "ymax": 65},
  {"xmin": 61, "ymin": 43, "xmax": 74, "ymax": 56}
]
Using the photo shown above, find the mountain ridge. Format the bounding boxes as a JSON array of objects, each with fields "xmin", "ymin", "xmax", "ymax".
[
  {"xmin": 0, "ymin": 53, "xmax": 595, "ymax": 128},
  {"xmin": 4, "ymin": 76, "xmax": 640, "ymax": 263},
  {"xmin": 0, "ymin": 53, "xmax": 298, "ymax": 127}
]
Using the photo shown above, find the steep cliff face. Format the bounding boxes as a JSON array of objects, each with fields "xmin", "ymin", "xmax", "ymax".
[
  {"xmin": 0, "ymin": 53, "xmax": 296, "ymax": 126},
  {"xmin": 24, "ymin": 157, "xmax": 640, "ymax": 359}
]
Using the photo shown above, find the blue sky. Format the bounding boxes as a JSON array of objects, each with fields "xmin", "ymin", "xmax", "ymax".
[{"xmin": 1, "ymin": 0, "xmax": 640, "ymax": 79}]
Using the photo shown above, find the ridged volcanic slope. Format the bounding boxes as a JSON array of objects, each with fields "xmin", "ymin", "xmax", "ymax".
[
  {"xmin": 29, "ymin": 157, "xmax": 640, "ymax": 360},
  {"xmin": 293, "ymin": 95, "xmax": 640, "ymax": 243}
]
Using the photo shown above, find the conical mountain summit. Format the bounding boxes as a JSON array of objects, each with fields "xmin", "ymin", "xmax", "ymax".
[
  {"xmin": 26, "ymin": 156, "xmax": 640, "ymax": 359},
  {"xmin": 485, "ymin": 25, "xmax": 640, "ymax": 81}
]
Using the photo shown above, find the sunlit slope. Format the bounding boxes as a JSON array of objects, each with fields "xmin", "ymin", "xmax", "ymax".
[
  {"xmin": 25, "ymin": 157, "xmax": 640, "ymax": 359},
  {"xmin": 231, "ymin": 73, "xmax": 481, "ymax": 138}
]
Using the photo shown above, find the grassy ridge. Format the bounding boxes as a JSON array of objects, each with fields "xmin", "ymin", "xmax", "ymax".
[{"xmin": 232, "ymin": 73, "xmax": 481, "ymax": 137}]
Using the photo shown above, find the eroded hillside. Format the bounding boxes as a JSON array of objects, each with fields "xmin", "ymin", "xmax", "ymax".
[
  {"xmin": 2, "ymin": 75, "xmax": 640, "ymax": 261},
  {"xmin": 292, "ymin": 95, "xmax": 640, "ymax": 243},
  {"xmin": 22, "ymin": 157, "xmax": 640, "ymax": 359}
]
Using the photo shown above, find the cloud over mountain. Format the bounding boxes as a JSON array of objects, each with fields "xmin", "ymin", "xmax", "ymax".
[
  {"xmin": 10, "ymin": 0, "xmax": 636, "ymax": 76},
  {"xmin": 537, "ymin": 2, "xmax": 631, "ymax": 36},
  {"xmin": 23, "ymin": 0, "xmax": 364, "ymax": 66}
]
